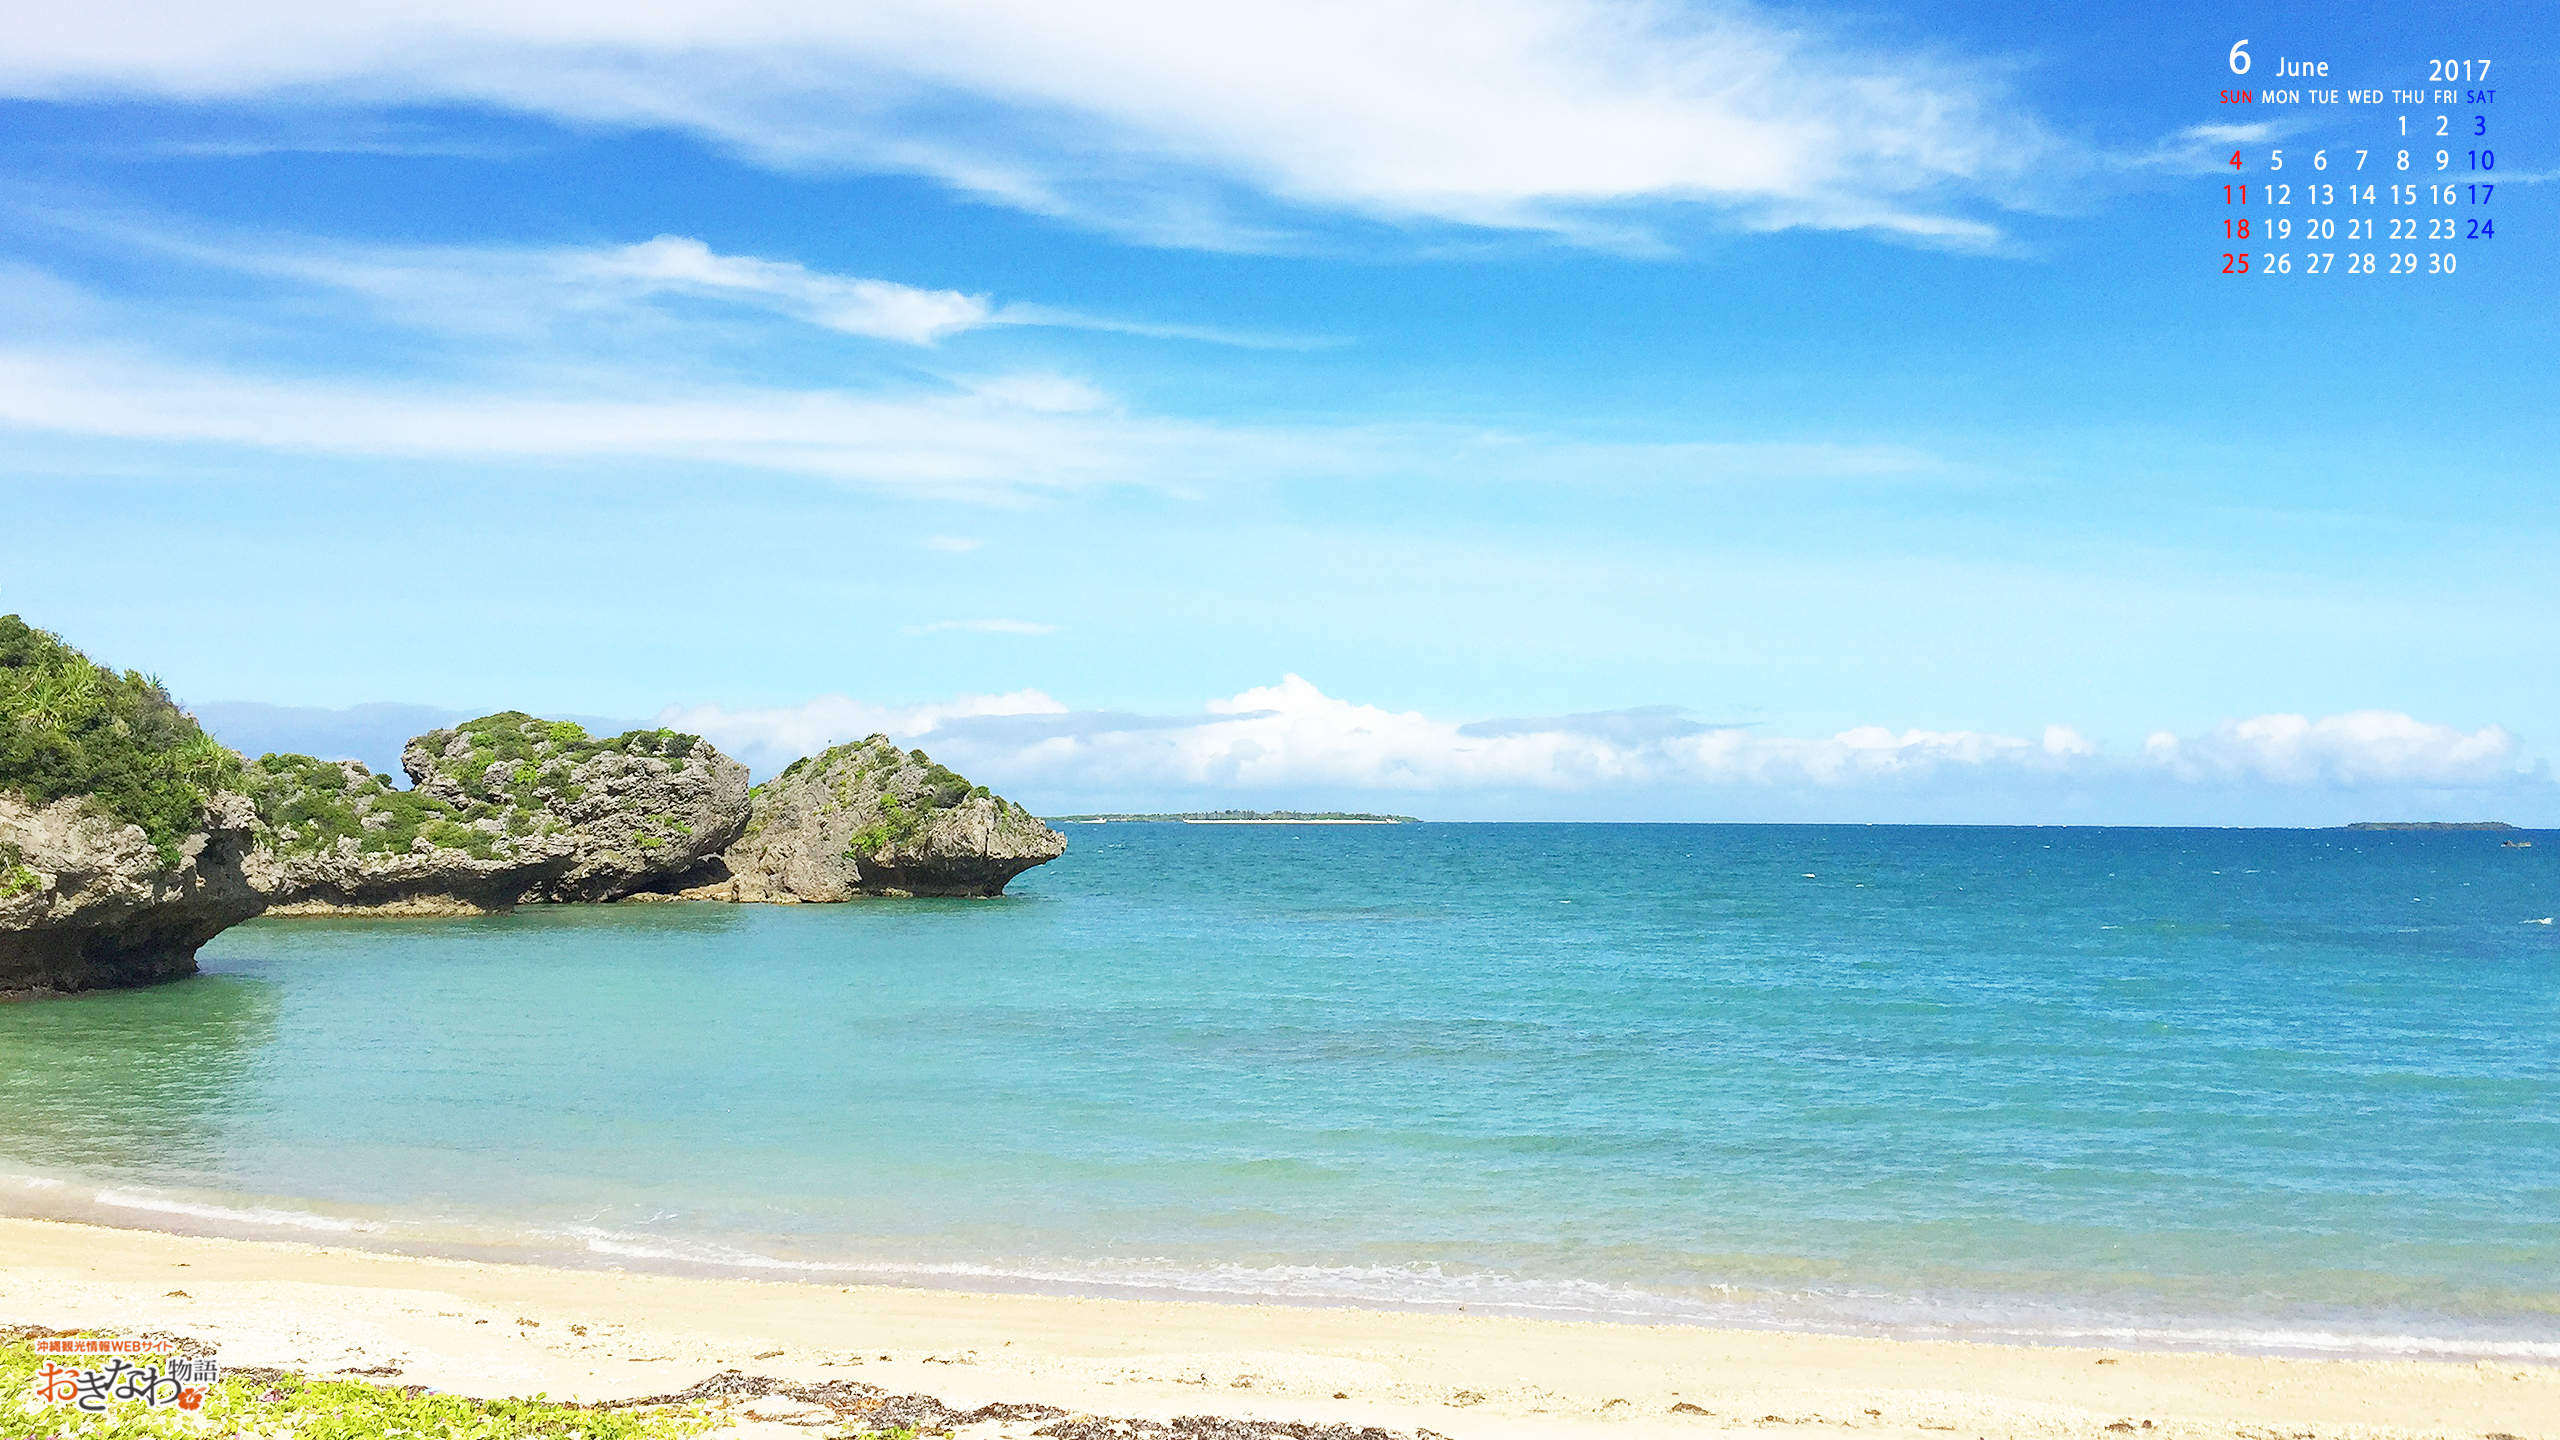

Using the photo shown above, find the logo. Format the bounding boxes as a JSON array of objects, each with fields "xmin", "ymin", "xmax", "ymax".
[{"xmin": 24, "ymin": 1339, "xmax": 218, "ymax": 1414}]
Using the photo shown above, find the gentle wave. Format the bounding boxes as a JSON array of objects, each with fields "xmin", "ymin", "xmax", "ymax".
[
  {"xmin": 91, "ymin": 1189, "xmax": 385, "ymax": 1235},
  {"xmin": 5, "ymin": 1174, "xmax": 2552, "ymax": 1363},
  {"xmin": 566, "ymin": 1227, "xmax": 2560, "ymax": 1362},
  {"xmin": 573, "ymin": 1227, "xmax": 1723, "ymax": 1316},
  {"xmin": 1993, "ymin": 1322, "xmax": 2560, "ymax": 1362}
]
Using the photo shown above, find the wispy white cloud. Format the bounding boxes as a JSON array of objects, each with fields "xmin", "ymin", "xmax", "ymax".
[
  {"xmin": 989, "ymin": 302, "xmax": 1342, "ymax": 350},
  {"xmin": 579, "ymin": 235, "xmax": 990, "ymax": 343},
  {"xmin": 0, "ymin": 210, "xmax": 1953, "ymax": 497},
  {"xmin": 0, "ymin": 341, "xmax": 1313, "ymax": 494},
  {"xmin": 2182, "ymin": 124, "xmax": 2278, "ymax": 144},
  {"xmin": 21, "ymin": 209, "xmax": 1296, "ymax": 348},
  {"xmin": 0, "ymin": 1, "xmax": 2058, "ymax": 250},
  {"xmin": 659, "ymin": 675, "xmax": 2540, "ymax": 812},
  {"xmin": 2119, "ymin": 120, "xmax": 2306, "ymax": 177},
  {"xmin": 902, "ymin": 618, "xmax": 1059, "ymax": 636},
  {"xmin": 0, "ymin": 327, "xmax": 1942, "ymax": 497},
  {"xmin": 12, "ymin": 212, "xmax": 984, "ymax": 343}
]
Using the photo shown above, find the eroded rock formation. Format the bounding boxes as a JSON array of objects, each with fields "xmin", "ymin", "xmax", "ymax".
[
  {"xmin": 242, "ymin": 713, "xmax": 751, "ymax": 914},
  {"xmin": 5, "ymin": 604, "xmax": 1067, "ymax": 995},
  {"xmin": 682, "ymin": 735, "xmax": 1066, "ymax": 900},
  {"xmin": 0, "ymin": 791, "xmax": 265, "ymax": 996},
  {"xmin": 1, "ymin": 614, "xmax": 266, "ymax": 995}
]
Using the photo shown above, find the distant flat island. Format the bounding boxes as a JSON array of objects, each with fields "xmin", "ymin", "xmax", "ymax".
[
  {"xmin": 2344, "ymin": 821, "xmax": 2515, "ymax": 831},
  {"xmin": 1049, "ymin": 810, "xmax": 1421, "ymax": 825}
]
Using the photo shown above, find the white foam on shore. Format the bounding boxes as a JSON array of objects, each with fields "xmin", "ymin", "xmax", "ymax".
[
  {"xmin": 0, "ymin": 1162, "xmax": 388, "ymax": 1239},
  {"xmin": 573, "ymin": 1228, "xmax": 1696, "ymax": 1317},
  {"xmin": 91, "ymin": 1189, "xmax": 384, "ymax": 1235},
  {"xmin": 564, "ymin": 1227, "xmax": 2560, "ymax": 1363},
  {"xmin": 7, "ymin": 1172, "xmax": 2552, "ymax": 1366},
  {"xmin": 2003, "ymin": 1322, "xmax": 2560, "ymax": 1361}
]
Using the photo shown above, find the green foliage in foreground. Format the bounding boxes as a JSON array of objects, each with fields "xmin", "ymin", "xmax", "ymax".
[
  {"xmin": 0, "ymin": 615, "xmax": 244, "ymax": 868},
  {"xmin": 0, "ymin": 1335, "xmax": 713, "ymax": 1440}
]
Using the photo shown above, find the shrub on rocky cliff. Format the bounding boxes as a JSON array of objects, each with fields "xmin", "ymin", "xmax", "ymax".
[
  {"xmin": 0, "ymin": 615, "xmax": 241, "ymax": 867},
  {"xmin": 697, "ymin": 734, "xmax": 1063, "ymax": 899},
  {"xmin": 415, "ymin": 712, "xmax": 705, "ymax": 813},
  {"xmin": 0, "ymin": 839, "xmax": 37, "ymax": 899},
  {"xmin": 242, "ymin": 713, "xmax": 751, "ymax": 912},
  {"xmin": 243, "ymin": 753, "xmax": 500, "ymax": 861}
]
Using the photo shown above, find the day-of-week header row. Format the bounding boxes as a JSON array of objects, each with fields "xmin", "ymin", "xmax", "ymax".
[{"xmin": 2221, "ymin": 88, "xmax": 2492, "ymax": 106}]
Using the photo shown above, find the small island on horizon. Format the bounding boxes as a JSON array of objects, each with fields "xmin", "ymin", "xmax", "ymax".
[
  {"xmin": 2344, "ymin": 821, "xmax": 2517, "ymax": 831},
  {"xmin": 1049, "ymin": 810, "xmax": 1421, "ymax": 825}
]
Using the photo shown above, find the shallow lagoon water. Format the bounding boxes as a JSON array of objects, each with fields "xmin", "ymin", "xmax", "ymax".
[{"xmin": 3, "ymin": 824, "xmax": 2555, "ymax": 1358}]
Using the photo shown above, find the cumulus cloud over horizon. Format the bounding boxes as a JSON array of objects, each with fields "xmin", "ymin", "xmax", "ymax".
[
  {"xmin": 0, "ymin": 0, "xmax": 2054, "ymax": 250},
  {"xmin": 2142, "ymin": 711, "xmax": 2521, "ymax": 788},
  {"xmin": 655, "ymin": 675, "xmax": 2546, "ymax": 822}
]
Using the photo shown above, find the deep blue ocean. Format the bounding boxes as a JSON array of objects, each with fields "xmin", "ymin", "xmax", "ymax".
[{"xmin": 3, "ymin": 824, "xmax": 2554, "ymax": 1359}]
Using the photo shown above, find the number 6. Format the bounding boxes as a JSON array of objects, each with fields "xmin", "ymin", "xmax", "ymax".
[
  {"xmin": 2229, "ymin": 39, "xmax": 2251, "ymax": 74},
  {"xmin": 2313, "ymin": 150, "xmax": 2327, "ymax": 169}
]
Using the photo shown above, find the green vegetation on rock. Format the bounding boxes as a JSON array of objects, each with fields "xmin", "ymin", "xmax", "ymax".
[
  {"xmin": 803, "ymin": 736, "xmax": 983, "ymax": 861},
  {"xmin": 0, "ymin": 615, "xmax": 243, "ymax": 868},
  {"xmin": 447, "ymin": 712, "xmax": 593, "ymax": 805},
  {"xmin": 243, "ymin": 753, "xmax": 502, "ymax": 861},
  {"xmin": 439, "ymin": 713, "xmax": 701, "ymax": 809},
  {"xmin": 245, "ymin": 711, "xmax": 748, "ymax": 911},
  {"xmin": 665, "ymin": 731, "xmax": 1064, "ymax": 901},
  {"xmin": 0, "ymin": 838, "xmax": 37, "ymax": 899},
  {"xmin": 248, "ymin": 716, "xmax": 724, "ymax": 869},
  {"xmin": 845, "ymin": 791, "xmax": 913, "ymax": 860}
]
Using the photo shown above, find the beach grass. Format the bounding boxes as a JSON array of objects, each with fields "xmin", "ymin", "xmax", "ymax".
[{"xmin": 1, "ymin": 1331, "xmax": 712, "ymax": 1440}]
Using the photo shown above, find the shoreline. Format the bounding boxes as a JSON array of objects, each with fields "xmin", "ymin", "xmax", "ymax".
[
  {"xmin": 3, "ymin": 1218, "xmax": 2552, "ymax": 1440},
  {"xmin": 4, "ymin": 1171, "xmax": 2552, "ymax": 1369}
]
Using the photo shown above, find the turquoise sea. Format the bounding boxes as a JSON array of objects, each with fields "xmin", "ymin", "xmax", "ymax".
[{"xmin": 3, "ymin": 824, "xmax": 2555, "ymax": 1360}]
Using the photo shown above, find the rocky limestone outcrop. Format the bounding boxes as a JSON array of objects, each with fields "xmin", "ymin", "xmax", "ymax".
[
  {"xmin": 4, "ymin": 595, "xmax": 1064, "ymax": 995},
  {"xmin": 2, "ymin": 612, "xmax": 266, "ymax": 995},
  {"xmin": 243, "ymin": 713, "xmax": 750, "ymax": 914},
  {"xmin": 0, "ymin": 790, "xmax": 266, "ymax": 996},
  {"xmin": 681, "ymin": 735, "xmax": 1065, "ymax": 900}
]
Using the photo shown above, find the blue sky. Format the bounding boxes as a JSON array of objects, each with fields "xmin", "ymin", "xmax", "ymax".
[{"xmin": 4, "ymin": 0, "xmax": 2553, "ymax": 821}]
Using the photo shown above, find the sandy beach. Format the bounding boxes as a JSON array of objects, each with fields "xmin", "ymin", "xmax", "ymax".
[{"xmin": 2, "ymin": 1218, "xmax": 2548, "ymax": 1440}]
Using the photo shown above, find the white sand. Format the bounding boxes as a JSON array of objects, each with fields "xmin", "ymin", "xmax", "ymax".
[{"xmin": 3, "ymin": 1218, "xmax": 2550, "ymax": 1440}]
